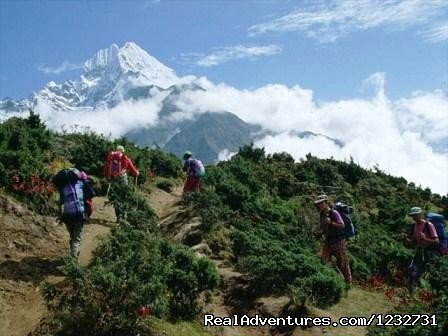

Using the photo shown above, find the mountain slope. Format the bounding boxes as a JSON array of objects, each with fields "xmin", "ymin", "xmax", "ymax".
[{"xmin": 164, "ymin": 112, "xmax": 260, "ymax": 164}]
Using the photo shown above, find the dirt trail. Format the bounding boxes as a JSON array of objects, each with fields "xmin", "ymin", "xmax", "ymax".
[
  {"xmin": 147, "ymin": 187, "xmax": 394, "ymax": 336},
  {"xmin": 0, "ymin": 196, "xmax": 115, "ymax": 336},
  {"xmin": 148, "ymin": 187, "xmax": 271, "ymax": 336},
  {"xmin": 1, "ymin": 187, "xmax": 394, "ymax": 336}
]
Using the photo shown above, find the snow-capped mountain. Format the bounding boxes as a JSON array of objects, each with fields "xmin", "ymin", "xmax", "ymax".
[
  {"xmin": 0, "ymin": 42, "xmax": 342, "ymax": 163},
  {"xmin": 0, "ymin": 42, "xmax": 180, "ymax": 112}
]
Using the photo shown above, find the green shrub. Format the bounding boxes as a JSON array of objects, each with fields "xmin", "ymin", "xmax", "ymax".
[
  {"xmin": 289, "ymin": 267, "xmax": 345, "ymax": 308},
  {"xmin": 156, "ymin": 178, "xmax": 175, "ymax": 193},
  {"xmin": 43, "ymin": 182, "xmax": 218, "ymax": 335},
  {"xmin": 147, "ymin": 148, "xmax": 183, "ymax": 179}
]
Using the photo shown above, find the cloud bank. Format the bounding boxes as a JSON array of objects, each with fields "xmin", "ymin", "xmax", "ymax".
[
  {"xmin": 171, "ymin": 74, "xmax": 448, "ymax": 194},
  {"xmin": 31, "ymin": 89, "xmax": 168, "ymax": 137}
]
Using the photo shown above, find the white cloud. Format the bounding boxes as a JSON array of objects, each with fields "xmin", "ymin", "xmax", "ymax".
[
  {"xmin": 421, "ymin": 22, "xmax": 448, "ymax": 43},
  {"xmin": 30, "ymin": 92, "xmax": 166, "ymax": 137},
  {"xmin": 216, "ymin": 148, "xmax": 236, "ymax": 163},
  {"xmin": 395, "ymin": 90, "xmax": 448, "ymax": 144},
  {"xmin": 182, "ymin": 44, "xmax": 282, "ymax": 67},
  {"xmin": 37, "ymin": 61, "xmax": 83, "ymax": 75},
  {"xmin": 248, "ymin": 0, "xmax": 448, "ymax": 43},
  {"xmin": 172, "ymin": 74, "xmax": 448, "ymax": 194}
]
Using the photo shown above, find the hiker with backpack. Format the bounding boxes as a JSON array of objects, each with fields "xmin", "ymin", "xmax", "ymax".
[
  {"xmin": 103, "ymin": 145, "xmax": 139, "ymax": 222},
  {"xmin": 52, "ymin": 168, "xmax": 95, "ymax": 259},
  {"xmin": 182, "ymin": 151, "xmax": 205, "ymax": 193},
  {"xmin": 314, "ymin": 194, "xmax": 352, "ymax": 285},
  {"xmin": 403, "ymin": 207, "xmax": 441, "ymax": 287}
]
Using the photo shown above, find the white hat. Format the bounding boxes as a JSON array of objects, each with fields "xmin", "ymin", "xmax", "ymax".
[
  {"xmin": 314, "ymin": 194, "xmax": 329, "ymax": 204},
  {"xmin": 408, "ymin": 207, "xmax": 422, "ymax": 215}
]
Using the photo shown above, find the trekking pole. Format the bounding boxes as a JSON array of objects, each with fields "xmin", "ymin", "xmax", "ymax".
[
  {"xmin": 106, "ymin": 182, "xmax": 112, "ymax": 198},
  {"xmin": 134, "ymin": 175, "xmax": 138, "ymax": 193}
]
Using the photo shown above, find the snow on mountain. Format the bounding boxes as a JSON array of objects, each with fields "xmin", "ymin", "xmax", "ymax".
[
  {"xmin": 0, "ymin": 42, "xmax": 181, "ymax": 113},
  {"xmin": 80, "ymin": 42, "xmax": 180, "ymax": 107}
]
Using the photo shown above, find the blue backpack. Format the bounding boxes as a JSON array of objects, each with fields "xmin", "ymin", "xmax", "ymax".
[
  {"xmin": 191, "ymin": 159, "xmax": 205, "ymax": 177},
  {"xmin": 425, "ymin": 213, "xmax": 448, "ymax": 256},
  {"xmin": 333, "ymin": 202, "xmax": 356, "ymax": 239},
  {"xmin": 59, "ymin": 180, "xmax": 86, "ymax": 222}
]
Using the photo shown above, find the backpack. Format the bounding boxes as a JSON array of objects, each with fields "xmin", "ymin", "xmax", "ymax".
[
  {"xmin": 105, "ymin": 151, "xmax": 124, "ymax": 178},
  {"xmin": 192, "ymin": 159, "xmax": 205, "ymax": 177},
  {"xmin": 60, "ymin": 180, "xmax": 85, "ymax": 222},
  {"xmin": 425, "ymin": 213, "xmax": 448, "ymax": 256},
  {"xmin": 82, "ymin": 178, "xmax": 96, "ymax": 217},
  {"xmin": 333, "ymin": 202, "xmax": 356, "ymax": 239},
  {"xmin": 52, "ymin": 168, "xmax": 81, "ymax": 189}
]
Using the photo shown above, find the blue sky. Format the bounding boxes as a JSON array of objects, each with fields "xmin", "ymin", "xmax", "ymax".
[{"xmin": 1, "ymin": 0, "xmax": 447, "ymax": 101}]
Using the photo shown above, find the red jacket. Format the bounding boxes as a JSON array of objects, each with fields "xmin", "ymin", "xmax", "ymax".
[{"xmin": 103, "ymin": 152, "xmax": 139, "ymax": 178}]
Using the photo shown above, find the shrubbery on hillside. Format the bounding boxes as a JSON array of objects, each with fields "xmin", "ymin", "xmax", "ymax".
[
  {"xmin": 43, "ymin": 183, "xmax": 218, "ymax": 335},
  {"xmin": 0, "ymin": 113, "xmax": 183, "ymax": 212},
  {"xmin": 368, "ymin": 257, "xmax": 448, "ymax": 336},
  {"xmin": 185, "ymin": 144, "xmax": 447, "ymax": 311}
]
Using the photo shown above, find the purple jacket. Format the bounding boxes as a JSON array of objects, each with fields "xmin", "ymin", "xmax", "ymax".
[{"xmin": 320, "ymin": 209, "xmax": 345, "ymax": 243}]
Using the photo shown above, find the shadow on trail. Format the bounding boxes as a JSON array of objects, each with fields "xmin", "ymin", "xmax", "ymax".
[{"xmin": 0, "ymin": 257, "xmax": 64, "ymax": 284}]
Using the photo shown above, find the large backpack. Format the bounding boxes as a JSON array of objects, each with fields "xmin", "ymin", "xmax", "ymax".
[
  {"xmin": 192, "ymin": 159, "xmax": 205, "ymax": 177},
  {"xmin": 52, "ymin": 168, "xmax": 81, "ymax": 189},
  {"xmin": 333, "ymin": 202, "xmax": 356, "ymax": 239},
  {"xmin": 425, "ymin": 213, "xmax": 448, "ymax": 256},
  {"xmin": 105, "ymin": 151, "xmax": 124, "ymax": 178},
  {"xmin": 61, "ymin": 181, "xmax": 85, "ymax": 221}
]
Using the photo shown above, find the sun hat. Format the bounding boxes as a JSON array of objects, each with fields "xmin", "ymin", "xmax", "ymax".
[
  {"xmin": 314, "ymin": 194, "xmax": 329, "ymax": 204},
  {"xmin": 408, "ymin": 207, "xmax": 422, "ymax": 215}
]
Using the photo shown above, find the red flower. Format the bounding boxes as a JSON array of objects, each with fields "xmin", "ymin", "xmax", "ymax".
[{"xmin": 137, "ymin": 306, "xmax": 151, "ymax": 317}]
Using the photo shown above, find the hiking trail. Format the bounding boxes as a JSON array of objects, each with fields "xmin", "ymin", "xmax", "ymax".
[
  {"xmin": 0, "ymin": 194, "xmax": 116, "ymax": 336},
  {"xmin": 1, "ymin": 187, "xmax": 395, "ymax": 336},
  {"xmin": 148, "ymin": 186, "xmax": 394, "ymax": 336}
]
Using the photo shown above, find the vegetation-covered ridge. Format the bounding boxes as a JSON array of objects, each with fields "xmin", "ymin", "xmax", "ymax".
[
  {"xmin": 183, "ymin": 145, "xmax": 447, "ymax": 335},
  {"xmin": 1, "ymin": 112, "xmax": 218, "ymax": 335},
  {"xmin": 1, "ymin": 113, "xmax": 447, "ymax": 335}
]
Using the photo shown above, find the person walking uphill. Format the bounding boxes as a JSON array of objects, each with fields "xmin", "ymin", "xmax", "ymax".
[
  {"xmin": 403, "ymin": 207, "xmax": 439, "ymax": 286},
  {"xmin": 52, "ymin": 168, "xmax": 95, "ymax": 259},
  {"xmin": 182, "ymin": 151, "xmax": 205, "ymax": 193},
  {"xmin": 314, "ymin": 194, "xmax": 352, "ymax": 285},
  {"xmin": 103, "ymin": 145, "xmax": 139, "ymax": 222}
]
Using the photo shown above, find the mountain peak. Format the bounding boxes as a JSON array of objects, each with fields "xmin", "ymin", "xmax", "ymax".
[
  {"xmin": 83, "ymin": 43, "xmax": 119, "ymax": 73},
  {"xmin": 82, "ymin": 42, "xmax": 179, "ymax": 88}
]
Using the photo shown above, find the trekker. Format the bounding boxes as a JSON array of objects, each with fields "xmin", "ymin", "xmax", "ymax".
[
  {"xmin": 403, "ymin": 207, "xmax": 439, "ymax": 286},
  {"xmin": 182, "ymin": 151, "xmax": 204, "ymax": 193},
  {"xmin": 103, "ymin": 145, "xmax": 139, "ymax": 222},
  {"xmin": 314, "ymin": 194, "xmax": 352, "ymax": 285},
  {"xmin": 53, "ymin": 168, "xmax": 95, "ymax": 259}
]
